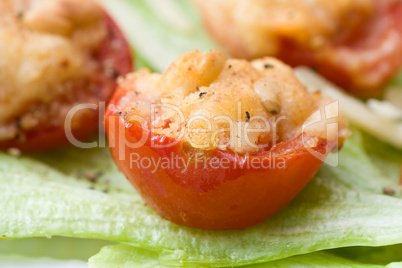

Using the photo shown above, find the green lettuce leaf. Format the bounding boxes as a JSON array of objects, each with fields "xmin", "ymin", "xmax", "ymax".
[
  {"xmin": 0, "ymin": 255, "xmax": 87, "ymax": 268},
  {"xmin": 1, "ymin": 130, "xmax": 402, "ymax": 267},
  {"xmin": 0, "ymin": 237, "xmax": 112, "ymax": 261},
  {"xmin": 330, "ymin": 244, "xmax": 402, "ymax": 266},
  {"xmin": 89, "ymin": 244, "xmax": 161, "ymax": 268},
  {"xmin": 96, "ymin": 0, "xmax": 220, "ymax": 72},
  {"xmin": 89, "ymin": 243, "xmax": 402, "ymax": 268},
  {"xmin": 358, "ymin": 131, "xmax": 402, "ymax": 184}
]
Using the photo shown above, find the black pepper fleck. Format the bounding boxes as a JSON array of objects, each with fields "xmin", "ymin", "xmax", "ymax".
[
  {"xmin": 16, "ymin": 132, "xmax": 26, "ymax": 142},
  {"xmin": 199, "ymin": 92, "xmax": 207, "ymax": 98},
  {"xmin": 383, "ymin": 187, "xmax": 396, "ymax": 196},
  {"xmin": 15, "ymin": 117, "xmax": 21, "ymax": 129},
  {"xmin": 78, "ymin": 171, "xmax": 102, "ymax": 182},
  {"xmin": 245, "ymin": 111, "xmax": 250, "ymax": 122},
  {"xmin": 107, "ymin": 69, "xmax": 120, "ymax": 78},
  {"xmin": 331, "ymin": 145, "xmax": 339, "ymax": 153},
  {"xmin": 264, "ymin": 64, "xmax": 274, "ymax": 69}
]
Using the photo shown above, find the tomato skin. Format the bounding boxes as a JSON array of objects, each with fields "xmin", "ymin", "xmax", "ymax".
[
  {"xmin": 278, "ymin": 0, "xmax": 402, "ymax": 98},
  {"xmin": 106, "ymin": 104, "xmax": 333, "ymax": 230},
  {"xmin": 0, "ymin": 115, "xmax": 99, "ymax": 152},
  {"xmin": 0, "ymin": 7, "xmax": 133, "ymax": 152}
]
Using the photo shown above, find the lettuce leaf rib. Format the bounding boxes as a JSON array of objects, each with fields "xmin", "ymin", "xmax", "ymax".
[{"xmin": 96, "ymin": 0, "xmax": 219, "ymax": 72}]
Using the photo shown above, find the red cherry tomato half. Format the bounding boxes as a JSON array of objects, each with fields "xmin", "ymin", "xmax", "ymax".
[
  {"xmin": 0, "ymin": 7, "xmax": 133, "ymax": 152},
  {"xmin": 278, "ymin": 0, "xmax": 402, "ymax": 97},
  {"xmin": 105, "ymin": 87, "xmax": 335, "ymax": 230}
]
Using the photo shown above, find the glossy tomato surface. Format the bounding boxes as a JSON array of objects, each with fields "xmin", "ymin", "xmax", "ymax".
[
  {"xmin": 0, "ymin": 7, "xmax": 133, "ymax": 152},
  {"xmin": 278, "ymin": 0, "xmax": 402, "ymax": 97},
  {"xmin": 105, "ymin": 90, "xmax": 334, "ymax": 230}
]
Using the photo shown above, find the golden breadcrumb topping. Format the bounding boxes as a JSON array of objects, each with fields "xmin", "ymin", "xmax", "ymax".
[{"xmin": 116, "ymin": 50, "xmax": 348, "ymax": 154}]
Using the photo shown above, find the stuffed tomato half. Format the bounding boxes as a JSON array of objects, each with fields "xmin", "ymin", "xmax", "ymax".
[
  {"xmin": 194, "ymin": 0, "xmax": 402, "ymax": 97},
  {"xmin": 0, "ymin": 0, "xmax": 132, "ymax": 152},
  {"xmin": 106, "ymin": 50, "xmax": 349, "ymax": 230}
]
